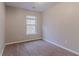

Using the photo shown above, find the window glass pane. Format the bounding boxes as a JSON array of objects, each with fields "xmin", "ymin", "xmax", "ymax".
[
  {"xmin": 27, "ymin": 25, "xmax": 36, "ymax": 34},
  {"xmin": 27, "ymin": 19, "xmax": 36, "ymax": 24},
  {"xmin": 30, "ymin": 20, "xmax": 36, "ymax": 24},
  {"xmin": 26, "ymin": 16, "xmax": 37, "ymax": 35},
  {"xmin": 27, "ymin": 20, "xmax": 31, "ymax": 24},
  {"xmin": 27, "ymin": 16, "xmax": 36, "ymax": 19}
]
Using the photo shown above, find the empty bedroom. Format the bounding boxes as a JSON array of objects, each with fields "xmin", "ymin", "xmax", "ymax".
[{"xmin": 0, "ymin": 2, "xmax": 79, "ymax": 56}]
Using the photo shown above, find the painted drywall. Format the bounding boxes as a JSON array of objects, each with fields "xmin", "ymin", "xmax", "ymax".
[
  {"xmin": 0, "ymin": 3, "xmax": 5, "ymax": 55},
  {"xmin": 43, "ymin": 3, "xmax": 79, "ymax": 53},
  {"xmin": 5, "ymin": 6, "xmax": 42, "ymax": 44}
]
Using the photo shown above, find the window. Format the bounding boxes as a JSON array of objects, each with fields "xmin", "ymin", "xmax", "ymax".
[{"xmin": 26, "ymin": 16, "xmax": 37, "ymax": 35}]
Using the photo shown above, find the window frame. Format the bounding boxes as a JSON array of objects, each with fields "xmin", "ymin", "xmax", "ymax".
[{"xmin": 26, "ymin": 16, "xmax": 37, "ymax": 35}]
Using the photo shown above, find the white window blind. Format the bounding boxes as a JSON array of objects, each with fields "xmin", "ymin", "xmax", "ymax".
[{"xmin": 26, "ymin": 16, "xmax": 37, "ymax": 35}]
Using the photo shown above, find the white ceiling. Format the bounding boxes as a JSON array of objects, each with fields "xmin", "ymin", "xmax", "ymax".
[{"xmin": 5, "ymin": 2, "xmax": 57, "ymax": 12}]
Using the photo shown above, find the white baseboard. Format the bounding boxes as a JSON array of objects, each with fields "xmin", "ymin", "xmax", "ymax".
[
  {"xmin": 0, "ymin": 45, "xmax": 5, "ymax": 56},
  {"xmin": 44, "ymin": 39, "xmax": 79, "ymax": 56},
  {"xmin": 2, "ymin": 45, "xmax": 5, "ymax": 56},
  {"xmin": 5, "ymin": 39, "xmax": 41, "ymax": 45}
]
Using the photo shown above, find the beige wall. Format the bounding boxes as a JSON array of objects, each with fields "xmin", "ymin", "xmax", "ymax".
[
  {"xmin": 0, "ymin": 3, "xmax": 5, "ymax": 55},
  {"xmin": 43, "ymin": 3, "xmax": 79, "ymax": 53},
  {"xmin": 5, "ymin": 6, "xmax": 42, "ymax": 44}
]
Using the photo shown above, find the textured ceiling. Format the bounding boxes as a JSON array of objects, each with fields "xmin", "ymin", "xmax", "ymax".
[{"xmin": 5, "ymin": 2, "xmax": 57, "ymax": 12}]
